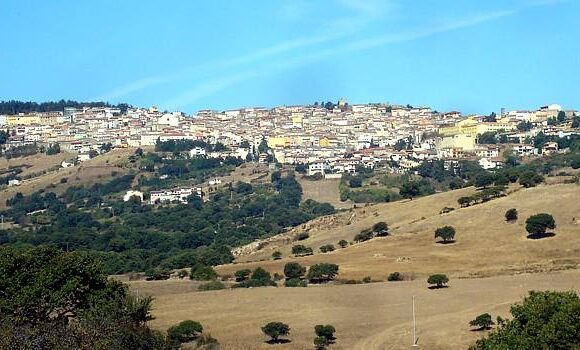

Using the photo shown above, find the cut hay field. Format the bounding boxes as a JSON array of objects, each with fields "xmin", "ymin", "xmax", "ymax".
[
  {"xmin": 222, "ymin": 183, "xmax": 580, "ymax": 280},
  {"xmin": 133, "ymin": 270, "xmax": 580, "ymax": 350}
]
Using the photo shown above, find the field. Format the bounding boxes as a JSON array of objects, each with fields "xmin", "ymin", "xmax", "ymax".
[
  {"xmin": 0, "ymin": 148, "xmax": 136, "ymax": 209},
  {"xmin": 297, "ymin": 177, "xmax": 353, "ymax": 210},
  {"xmin": 131, "ymin": 270, "xmax": 580, "ymax": 349},
  {"xmin": 223, "ymin": 183, "xmax": 580, "ymax": 280}
]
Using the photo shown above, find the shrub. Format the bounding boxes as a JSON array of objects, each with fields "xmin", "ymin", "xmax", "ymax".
[
  {"xmin": 292, "ymin": 244, "xmax": 313, "ymax": 257},
  {"xmin": 337, "ymin": 239, "xmax": 348, "ymax": 248},
  {"xmin": 354, "ymin": 229, "xmax": 374, "ymax": 243},
  {"xmin": 314, "ymin": 324, "xmax": 336, "ymax": 348},
  {"xmin": 198, "ymin": 280, "xmax": 226, "ymax": 291},
  {"xmin": 362, "ymin": 276, "xmax": 372, "ymax": 283},
  {"xmin": 144, "ymin": 267, "xmax": 170, "ymax": 281},
  {"xmin": 261, "ymin": 322, "xmax": 290, "ymax": 343},
  {"xmin": 372, "ymin": 221, "xmax": 389, "ymax": 235},
  {"xmin": 458, "ymin": 196, "xmax": 472, "ymax": 207},
  {"xmin": 234, "ymin": 269, "xmax": 251, "ymax": 282},
  {"xmin": 387, "ymin": 272, "xmax": 403, "ymax": 281},
  {"xmin": 190, "ymin": 263, "xmax": 218, "ymax": 281},
  {"xmin": 296, "ymin": 232, "xmax": 309, "ymax": 241},
  {"xmin": 167, "ymin": 320, "xmax": 203, "ymax": 343},
  {"xmin": 427, "ymin": 274, "xmax": 449, "ymax": 288},
  {"xmin": 272, "ymin": 251, "xmax": 282, "ymax": 260},
  {"xmin": 469, "ymin": 313, "xmax": 495, "ymax": 330},
  {"xmin": 319, "ymin": 244, "xmax": 335, "ymax": 253},
  {"xmin": 283, "ymin": 262, "xmax": 306, "ymax": 280},
  {"xmin": 177, "ymin": 270, "xmax": 189, "ymax": 279},
  {"xmin": 284, "ymin": 278, "xmax": 307, "ymax": 287},
  {"xmin": 60, "ymin": 177, "xmax": 68, "ymax": 184},
  {"xmin": 505, "ymin": 208, "xmax": 518, "ymax": 222}
]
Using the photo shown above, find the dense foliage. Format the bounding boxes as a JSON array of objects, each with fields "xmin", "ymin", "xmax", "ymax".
[
  {"xmin": 471, "ymin": 291, "xmax": 580, "ymax": 349},
  {"xmin": 0, "ymin": 246, "xmax": 173, "ymax": 349},
  {"xmin": 0, "ymin": 171, "xmax": 333, "ymax": 274},
  {"xmin": 0, "ymin": 100, "xmax": 130, "ymax": 114}
]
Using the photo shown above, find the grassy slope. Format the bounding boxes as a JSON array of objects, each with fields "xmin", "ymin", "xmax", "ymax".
[{"xmin": 220, "ymin": 183, "xmax": 580, "ymax": 280}]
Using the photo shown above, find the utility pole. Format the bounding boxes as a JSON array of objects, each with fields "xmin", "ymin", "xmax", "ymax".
[{"xmin": 412, "ymin": 296, "xmax": 419, "ymax": 347}]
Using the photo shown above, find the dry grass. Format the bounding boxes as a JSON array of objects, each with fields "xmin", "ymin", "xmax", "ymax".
[
  {"xmin": 297, "ymin": 177, "xmax": 354, "ymax": 210},
  {"xmin": 135, "ymin": 270, "xmax": 580, "ymax": 350},
  {"xmin": 0, "ymin": 148, "xmax": 136, "ymax": 209},
  {"xmin": 221, "ymin": 183, "xmax": 580, "ymax": 280}
]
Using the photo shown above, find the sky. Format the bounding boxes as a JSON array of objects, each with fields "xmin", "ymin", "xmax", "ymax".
[{"xmin": 1, "ymin": 0, "xmax": 579, "ymax": 114}]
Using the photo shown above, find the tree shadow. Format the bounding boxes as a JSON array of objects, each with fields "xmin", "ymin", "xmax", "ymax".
[
  {"xmin": 526, "ymin": 232, "xmax": 556, "ymax": 240},
  {"xmin": 436, "ymin": 240, "xmax": 456, "ymax": 245},
  {"xmin": 265, "ymin": 339, "xmax": 291, "ymax": 344},
  {"xmin": 470, "ymin": 327, "xmax": 492, "ymax": 332},
  {"xmin": 428, "ymin": 285, "xmax": 449, "ymax": 290}
]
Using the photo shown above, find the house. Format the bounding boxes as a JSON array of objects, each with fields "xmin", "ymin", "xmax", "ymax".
[
  {"xmin": 189, "ymin": 147, "xmax": 206, "ymax": 157},
  {"xmin": 479, "ymin": 157, "xmax": 504, "ymax": 170},
  {"xmin": 542, "ymin": 142, "xmax": 559, "ymax": 155},
  {"xmin": 512, "ymin": 144, "xmax": 536, "ymax": 156},
  {"xmin": 308, "ymin": 162, "xmax": 330, "ymax": 176},
  {"xmin": 61, "ymin": 160, "xmax": 74, "ymax": 168},
  {"xmin": 8, "ymin": 179, "xmax": 21, "ymax": 187},
  {"xmin": 77, "ymin": 153, "xmax": 91, "ymax": 162},
  {"xmin": 208, "ymin": 178, "xmax": 222, "ymax": 186},
  {"xmin": 150, "ymin": 187, "xmax": 203, "ymax": 205},
  {"xmin": 123, "ymin": 190, "xmax": 144, "ymax": 202}
]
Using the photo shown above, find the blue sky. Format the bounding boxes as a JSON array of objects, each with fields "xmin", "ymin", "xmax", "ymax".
[{"xmin": 1, "ymin": 0, "xmax": 578, "ymax": 114}]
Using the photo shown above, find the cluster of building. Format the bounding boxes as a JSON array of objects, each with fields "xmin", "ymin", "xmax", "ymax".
[{"xmin": 1, "ymin": 101, "xmax": 578, "ymax": 178}]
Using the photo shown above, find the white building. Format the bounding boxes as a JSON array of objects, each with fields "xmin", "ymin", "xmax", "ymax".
[
  {"xmin": 189, "ymin": 147, "xmax": 206, "ymax": 157},
  {"xmin": 150, "ymin": 186, "xmax": 202, "ymax": 205},
  {"xmin": 123, "ymin": 190, "xmax": 144, "ymax": 202}
]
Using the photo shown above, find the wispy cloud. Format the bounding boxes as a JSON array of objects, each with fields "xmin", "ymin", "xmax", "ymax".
[
  {"xmin": 94, "ymin": 0, "xmax": 391, "ymax": 102},
  {"xmin": 160, "ymin": 9, "xmax": 517, "ymax": 110}
]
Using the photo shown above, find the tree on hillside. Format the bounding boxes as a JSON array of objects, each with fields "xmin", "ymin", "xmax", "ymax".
[
  {"xmin": 262, "ymin": 322, "xmax": 290, "ymax": 343},
  {"xmin": 475, "ymin": 172, "xmax": 495, "ymax": 189},
  {"xmin": 307, "ymin": 263, "xmax": 339, "ymax": 283},
  {"xmin": 427, "ymin": 274, "xmax": 449, "ymax": 289},
  {"xmin": 314, "ymin": 324, "xmax": 336, "ymax": 348},
  {"xmin": 525, "ymin": 213, "xmax": 556, "ymax": 238},
  {"xmin": 272, "ymin": 251, "xmax": 282, "ymax": 260},
  {"xmin": 519, "ymin": 172, "xmax": 544, "ymax": 188},
  {"xmin": 505, "ymin": 208, "xmax": 518, "ymax": 222},
  {"xmin": 354, "ymin": 229, "xmax": 374, "ymax": 242},
  {"xmin": 470, "ymin": 291, "xmax": 580, "ymax": 349},
  {"xmin": 234, "ymin": 269, "xmax": 251, "ymax": 282},
  {"xmin": 283, "ymin": 262, "xmax": 306, "ymax": 280},
  {"xmin": 372, "ymin": 221, "xmax": 389, "ymax": 236},
  {"xmin": 338, "ymin": 239, "xmax": 348, "ymax": 248},
  {"xmin": 469, "ymin": 313, "xmax": 495, "ymax": 331},
  {"xmin": 319, "ymin": 244, "xmax": 335, "ymax": 253},
  {"xmin": 292, "ymin": 244, "xmax": 313, "ymax": 257},
  {"xmin": 434, "ymin": 226, "xmax": 456, "ymax": 244},
  {"xmin": 190, "ymin": 263, "xmax": 218, "ymax": 281},
  {"xmin": 458, "ymin": 196, "xmax": 472, "ymax": 207}
]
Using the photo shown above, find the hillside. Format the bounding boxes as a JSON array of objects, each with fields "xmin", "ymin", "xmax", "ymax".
[{"xmin": 220, "ymin": 183, "xmax": 580, "ymax": 280}]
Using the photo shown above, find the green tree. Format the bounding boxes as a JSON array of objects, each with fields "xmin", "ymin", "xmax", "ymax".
[
  {"xmin": 234, "ymin": 269, "xmax": 251, "ymax": 282},
  {"xmin": 283, "ymin": 262, "xmax": 306, "ymax": 280},
  {"xmin": 372, "ymin": 221, "xmax": 389, "ymax": 236},
  {"xmin": 167, "ymin": 320, "xmax": 203, "ymax": 343},
  {"xmin": 469, "ymin": 313, "xmax": 495, "ymax": 330},
  {"xmin": 525, "ymin": 213, "xmax": 556, "ymax": 237},
  {"xmin": 292, "ymin": 244, "xmax": 313, "ymax": 257},
  {"xmin": 387, "ymin": 272, "xmax": 403, "ymax": 281},
  {"xmin": 307, "ymin": 263, "xmax": 339, "ymax": 283},
  {"xmin": 434, "ymin": 226, "xmax": 456, "ymax": 244},
  {"xmin": 475, "ymin": 173, "xmax": 495, "ymax": 189},
  {"xmin": 458, "ymin": 196, "xmax": 472, "ymax": 207},
  {"xmin": 338, "ymin": 240, "xmax": 348, "ymax": 248},
  {"xmin": 319, "ymin": 244, "xmax": 335, "ymax": 253},
  {"xmin": 572, "ymin": 116, "xmax": 580, "ymax": 128},
  {"xmin": 427, "ymin": 274, "xmax": 449, "ymax": 288},
  {"xmin": 470, "ymin": 291, "xmax": 580, "ymax": 349},
  {"xmin": 354, "ymin": 229, "xmax": 374, "ymax": 242},
  {"xmin": 261, "ymin": 322, "xmax": 290, "ymax": 343},
  {"xmin": 519, "ymin": 171, "xmax": 544, "ymax": 188},
  {"xmin": 314, "ymin": 324, "xmax": 336, "ymax": 344},
  {"xmin": 505, "ymin": 208, "xmax": 518, "ymax": 222},
  {"xmin": 190, "ymin": 263, "xmax": 218, "ymax": 281},
  {"xmin": 557, "ymin": 110, "xmax": 567, "ymax": 123},
  {"xmin": 272, "ymin": 251, "xmax": 282, "ymax": 260}
]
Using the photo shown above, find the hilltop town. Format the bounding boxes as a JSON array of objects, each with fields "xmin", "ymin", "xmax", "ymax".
[{"xmin": 1, "ymin": 101, "xmax": 578, "ymax": 179}]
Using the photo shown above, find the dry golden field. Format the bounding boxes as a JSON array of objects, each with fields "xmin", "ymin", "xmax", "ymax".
[
  {"xmin": 123, "ymin": 182, "xmax": 580, "ymax": 349},
  {"xmin": 298, "ymin": 177, "xmax": 354, "ymax": 210},
  {"xmin": 222, "ymin": 183, "xmax": 580, "ymax": 280},
  {"xmin": 133, "ymin": 270, "xmax": 580, "ymax": 350}
]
